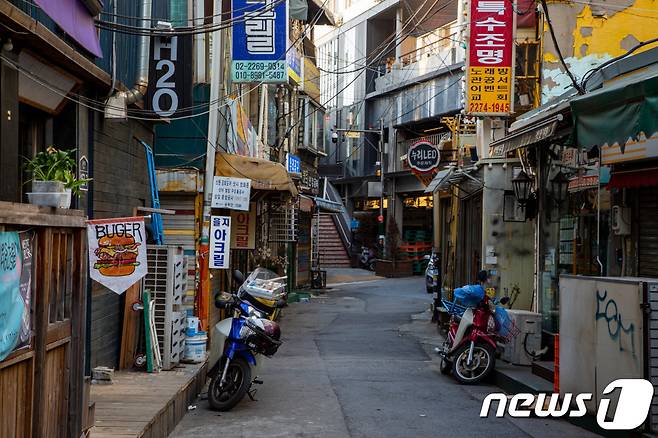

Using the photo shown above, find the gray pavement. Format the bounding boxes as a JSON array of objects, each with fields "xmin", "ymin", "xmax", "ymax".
[{"xmin": 171, "ymin": 275, "xmax": 599, "ymax": 438}]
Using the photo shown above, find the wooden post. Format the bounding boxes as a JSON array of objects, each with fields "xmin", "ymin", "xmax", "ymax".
[
  {"xmin": 68, "ymin": 229, "xmax": 86, "ymax": 437},
  {"xmin": 32, "ymin": 228, "xmax": 52, "ymax": 438}
]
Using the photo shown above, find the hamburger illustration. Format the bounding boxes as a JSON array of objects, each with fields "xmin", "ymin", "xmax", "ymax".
[{"xmin": 94, "ymin": 233, "xmax": 141, "ymax": 277}]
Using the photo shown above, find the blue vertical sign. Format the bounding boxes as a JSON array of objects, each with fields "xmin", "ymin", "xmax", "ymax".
[
  {"xmin": 286, "ymin": 153, "xmax": 301, "ymax": 174},
  {"xmin": 232, "ymin": 0, "xmax": 289, "ymax": 83}
]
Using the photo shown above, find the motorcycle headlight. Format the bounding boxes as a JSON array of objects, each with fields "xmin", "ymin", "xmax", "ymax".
[{"xmin": 239, "ymin": 324, "xmax": 255, "ymax": 339}]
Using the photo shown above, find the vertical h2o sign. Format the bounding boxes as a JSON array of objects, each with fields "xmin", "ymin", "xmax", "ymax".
[
  {"xmin": 152, "ymin": 36, "xmax": 178, "ymax": 117},
  {"xmin": 147, "ymin": 35, "xmax": 192, "ymax": 118}
]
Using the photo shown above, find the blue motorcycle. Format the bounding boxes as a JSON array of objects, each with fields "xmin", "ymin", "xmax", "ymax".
[{"xmin": 207, "ymin": 270, "xmax": 284, "ymax": 411}]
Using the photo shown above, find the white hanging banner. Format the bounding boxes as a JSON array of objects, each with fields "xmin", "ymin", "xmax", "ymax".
[
  {"xmin": 87, "ymin": 217, "xmax": 148, "ymax": 294},
  {"xmin": 210, "ymin": 216, "xmax": 231, "ymax": 269},
  {"xmin": 212, "ymin": 176, "xmax": 251, "ymax": 211}
]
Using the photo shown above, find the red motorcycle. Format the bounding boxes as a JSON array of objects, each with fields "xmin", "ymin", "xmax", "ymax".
[{"xmin": 439, "ymin": 293, "xmax": 514, "ymax": 384}]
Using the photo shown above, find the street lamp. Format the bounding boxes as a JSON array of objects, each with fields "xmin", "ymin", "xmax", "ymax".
[
  {"xmin": 512, "ymin": 169, "xmax": 533, "ymax": 206},
  {"xmin": 550, "ymin": 170, "xmax": 570, "ymax": 205}
]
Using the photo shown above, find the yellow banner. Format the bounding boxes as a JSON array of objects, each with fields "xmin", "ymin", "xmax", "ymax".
[{"xmin": 466, "ymin": 66, "xmax": 512, "ymax": 115}]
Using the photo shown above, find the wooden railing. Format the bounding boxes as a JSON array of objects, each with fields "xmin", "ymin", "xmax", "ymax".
[{"xmin": 0, "ymin": 202, "xmax": 87, "ymax": 438}]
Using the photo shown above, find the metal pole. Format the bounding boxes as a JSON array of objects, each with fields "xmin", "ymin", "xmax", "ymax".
[
  {"xmin": 379, "ymin": 118, "xmax": 385, "ymax": 252},
  {"xmin": 202, "ymin": 0, "xmax": 223, "ymax": 244}
]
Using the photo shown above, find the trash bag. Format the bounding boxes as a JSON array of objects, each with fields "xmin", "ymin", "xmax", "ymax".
[{"xmin": 453, "ymin": 284, "xmax": 485, "ymax": 307}]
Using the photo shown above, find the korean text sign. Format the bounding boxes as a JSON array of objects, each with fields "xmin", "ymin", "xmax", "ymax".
[
  {"xmin": 231, "ymin": 0, "xmax": 288, "ymax": 83},
  {"xmin": 0, "ymin": 232, "xmax": 28, "ymax": 361},
  {"xmin": 231, "ymin": 204, "xmax": 256, "ymax": 249},
  {"xmin": 466, "ymin": 0, "xmax": 515, "ymax": 115},
  {"xmin": 212, "ymin": 176, "xmax": 252, "ymax": 211},
  {"xmin": 210, "ymin": 216, "xmax": 231, "ymax": 269},
  {"xmin": 87, "ymin": 217, "xmax": 148, "ymax": 294}
]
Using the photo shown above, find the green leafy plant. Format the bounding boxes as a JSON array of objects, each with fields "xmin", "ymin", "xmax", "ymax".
[{"xmin": 24, "ymin": 147, "xmax": 91, "ymax": 196}]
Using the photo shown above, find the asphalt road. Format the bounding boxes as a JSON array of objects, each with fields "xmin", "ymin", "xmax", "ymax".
[{"xmin": 171, "ymin": 275, "xmax": 599, "ymax": 438}]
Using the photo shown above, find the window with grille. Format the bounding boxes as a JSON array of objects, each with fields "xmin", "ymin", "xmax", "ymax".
[{"xmin": 515, "ymin": 41, "xmax": 540, "ymax": 111}]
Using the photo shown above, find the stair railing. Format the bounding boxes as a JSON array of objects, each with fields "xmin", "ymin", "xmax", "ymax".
[{"xmin": 321, "ymin": 178, "xmax": 352, "ymax": 254}]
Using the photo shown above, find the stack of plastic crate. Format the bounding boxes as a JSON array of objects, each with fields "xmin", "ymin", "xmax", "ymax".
[{"xmin": 402, "ymin": 230, "xmax": 432, "ymax": 274}]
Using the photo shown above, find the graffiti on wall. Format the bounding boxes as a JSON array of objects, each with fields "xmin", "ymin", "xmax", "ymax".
[{"xmin": 595, "ymin": 289, "xmax": 636, "ymax": 356}]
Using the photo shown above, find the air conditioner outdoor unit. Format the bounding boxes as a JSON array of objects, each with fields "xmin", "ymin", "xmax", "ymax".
[
  {"xmin": 499, "ymin": 309, "xmax": 542, "ymax": 366},
  {"xmin": 143, "ymin": 245, "xmax": 187, "ymax": 370}
]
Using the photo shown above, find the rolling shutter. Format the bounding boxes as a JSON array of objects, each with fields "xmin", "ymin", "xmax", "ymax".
[
  {"xmin": 639, "ymin": 188, "xmax": 658, "ymax": 277},
  {"xmin": 160, "ymin": 194, "xmax": 197, "ymax": 312}
]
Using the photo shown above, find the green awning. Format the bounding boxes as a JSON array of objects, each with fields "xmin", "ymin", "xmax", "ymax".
[{"xmin": 571, "ymin": 63, "xmax": 658, "ymax": 152}]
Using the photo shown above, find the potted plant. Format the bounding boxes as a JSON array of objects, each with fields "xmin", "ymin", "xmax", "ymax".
[
  {"xmin": 24, "ymin": 147, "xmax": 90, "ymax": 208},
  {"xmin": 375, "ymin": 218, "xmax": 413, "ymax": 278}
]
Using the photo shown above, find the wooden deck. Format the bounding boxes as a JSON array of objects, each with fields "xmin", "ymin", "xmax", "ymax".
[{"xmin": 90, "ymin": 362, "xmax": 207, "ymax": 438}]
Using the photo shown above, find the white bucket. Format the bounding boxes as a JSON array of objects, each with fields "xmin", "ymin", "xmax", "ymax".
[
  {"xmin": 183, "ymin": 332, "xmax": 207, "ymax": 363},
  {"xmin": 186, "ymin": 317, "xmax": 199, "ymax": 336}
]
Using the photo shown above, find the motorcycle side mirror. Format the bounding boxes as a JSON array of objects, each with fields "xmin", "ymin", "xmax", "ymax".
[
  {"xmin": 499, "ymin": 296, "xmax": 510, "ymax": 305},
  {"xmin": 423, "ymin": 254, "xmax": 431, "ymax": 260},
  {"xmin": 233, "ymin": 270, "xmax": 245, "ymax": 284}
]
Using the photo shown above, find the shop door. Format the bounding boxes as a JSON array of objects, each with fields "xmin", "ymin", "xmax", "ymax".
[
  {"xmin": 457, "ymin": 193, "xmax": 483, "ymax": 286},
  {"xmin": 639, "ymin": 188, "xmax": 658, "ymax": 277}
]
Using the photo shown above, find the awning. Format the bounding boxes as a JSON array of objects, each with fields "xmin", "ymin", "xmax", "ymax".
[
  {"xmin": 313, "ymin": 197, "xmax": 343, "ymax": 213},
  {"xmin": 215, "ymin": 153, "xmax": 298, "ymax": 197},
  {"xmin": 571, "ymin": 62, "xmax": 658, "ymax": 152},
  {"xmin": 608, "ymin": 168, "xmax": 658, "ymax": 189},
  {"xmin": 425, "ymin": 168, "xmax": 453, "ymax": 193},
  {"xmin": 35, "ymin": 0, "xmax": 102, "ymax": 57},
  {"xmin": 489, "ymin": 116, "xmax": 561, "ymax": 158},
  {"xmin": 293, "ymin": 0, "xmax": 335, "ymax": 25}
]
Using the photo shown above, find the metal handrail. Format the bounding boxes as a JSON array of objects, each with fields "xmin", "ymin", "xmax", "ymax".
[{"xmin": 321, "ymin": 178, "xmax": 352, "ymax": 251}]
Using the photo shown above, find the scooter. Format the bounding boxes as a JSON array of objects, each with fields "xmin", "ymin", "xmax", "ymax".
[
  {"xmin": 206, "ymin": 270, "xmax": 285, "ymax": 411},
  {"xmin": 359, "ymin": 247, "xmax": 376, "ymax": 271},
  {"xmin": 438, "ymin": 290, "xmax": 513, "ymax": 385}
]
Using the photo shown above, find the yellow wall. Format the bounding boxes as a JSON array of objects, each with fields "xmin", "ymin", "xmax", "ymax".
[{"xmin": 541, "ymin": 0, "xmax": 658, "ymax": 102}]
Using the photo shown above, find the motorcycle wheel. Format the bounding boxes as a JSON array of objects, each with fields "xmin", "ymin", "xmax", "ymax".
[
  {"xmin": 208, "ymin": 356, "xmax": 251, "ymax": 411},
  {"xmin": 451, "ymin": 342, "xmax": 495, "ymax": 385},
  {"xmin": 439, "ymin": 357, "xmax": 451, "ymax": 375}
]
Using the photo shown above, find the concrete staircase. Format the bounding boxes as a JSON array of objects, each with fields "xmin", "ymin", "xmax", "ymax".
[{"xmin": 318, "ymin": 213, "xmax": 351, "ymax": 267}]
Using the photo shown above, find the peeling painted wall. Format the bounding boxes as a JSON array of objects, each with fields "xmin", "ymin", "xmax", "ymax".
[{"xmin": 541, "ymin": 0, "xmax": 658, "ymax": 103}]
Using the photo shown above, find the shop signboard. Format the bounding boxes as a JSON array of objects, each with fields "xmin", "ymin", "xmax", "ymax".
[
  {"xmin": 212, "ymin": 176, "xmax": 251, "ymax": 211},
  {"xmin": 231, "ymin": 0, "xmax": 289, "ymax": 83},
  {"xmin": 288, "ymin": 45, "xmax": 302, "ymax": 84},
  {"xmin": 286, "ymin": 153, "xmax": 301, "ymax": 174},
  {"xmin": 210, "ymin": 216, "xmax": 231, "ymax": 269},
  {"xmin": 146, "ymin": 34, "xmax": 193, "ymax": 118},
  {"xmin": 0, "ymin": 232, "xmax": 31, "ymax": 361},
  {"xmin": 300, "ymin": 162, "xmax": 320, "ymax": 195},
  {"xmin": 87, "ymin": 217, "xmax": 148, "ymax": 294},
  {"xmin": 407, "ymin": 139, "xmax": 440, "ymax": 174},
  {"xmin": 231, "ymin": 204, "xmax": 256, "ymax": 249},
  {"xmin": 465, "ymin": 0, "xmax": 515, "ymax": 116}
]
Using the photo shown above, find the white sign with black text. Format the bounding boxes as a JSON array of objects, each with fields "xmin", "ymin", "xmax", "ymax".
[
  {"xmin": 209, "ymin": 216, "xmax": 231, "ymax": 269},
  {"xmin": 212, "ymin": 176, "xmax": 251, "ymax": 211}
]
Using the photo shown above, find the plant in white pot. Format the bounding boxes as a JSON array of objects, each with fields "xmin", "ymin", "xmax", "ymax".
[{"xmin": 25, "ymin": 147, "xmax": 91, "ymax": 208}]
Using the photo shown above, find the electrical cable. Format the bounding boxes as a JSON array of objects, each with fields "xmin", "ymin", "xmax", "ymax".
[
  {"xmin": 540, "ymin": 0, "xmax": 584, "ymax": 94},
  {"xmin": 580, "ymin": 36, "xmax": 658, "ymax": 91}
]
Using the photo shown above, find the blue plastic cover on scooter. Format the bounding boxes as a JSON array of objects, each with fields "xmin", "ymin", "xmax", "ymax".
[{"xmin": 453, "ymin": 284, "xmax": 485, "ymax": 307}]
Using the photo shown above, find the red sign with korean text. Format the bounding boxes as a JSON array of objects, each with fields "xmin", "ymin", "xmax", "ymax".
[{"xmin": 466, "ymin": 0, "xmax": 515, "ymax": 115}]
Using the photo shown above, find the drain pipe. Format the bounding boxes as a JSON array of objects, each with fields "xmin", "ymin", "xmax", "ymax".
[
  {"xmin": 127, "ymin": 0, "xmax": 152, "ymax": 104},
  {"xmin": 105, "ymin": 0, "xmax": 152, "ymax": 117}
]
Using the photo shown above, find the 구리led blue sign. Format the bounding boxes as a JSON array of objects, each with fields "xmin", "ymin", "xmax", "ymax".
[{"xmin": 232, "ymin": 0, "xmax": 288, "ymax": 83}]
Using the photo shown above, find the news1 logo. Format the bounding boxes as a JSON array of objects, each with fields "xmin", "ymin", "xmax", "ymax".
[{"xmin": 480, "ymin": 379, "xmax": 654, "ymax": 430}]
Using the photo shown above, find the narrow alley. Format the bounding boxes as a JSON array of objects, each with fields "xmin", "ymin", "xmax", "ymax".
[{"xmin": 172, "ymin": 276, "xmax": 597, "ymax": 438}]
